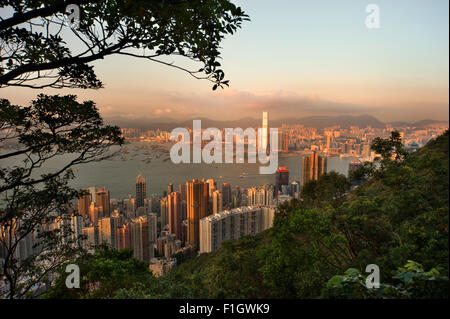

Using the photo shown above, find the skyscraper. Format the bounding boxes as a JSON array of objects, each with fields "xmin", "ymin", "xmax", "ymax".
[
  {"xmin": 168, "ymin": 191, "xmax": 182, "ymax": 241},
  {"xmin": 187, "ymin": 179, "xmax": 209, "ymax": 249},
  {"xmin": 260, "ymin": 111, "xmax": 269, "ymax": 152},
  {"xmin": 136, "ymin": 173, "xmax": 146, "ymax": 209},
  {"xmin": 221, "ymin": 182, "xmax": 232, "ymax": 210},
  {"xmin": 98, "ymin": 216, "xmax": 118, "ymax": 248},
  {"xmin": 302, "ymin": 151, "xmax": 327, "ymax": 186},
  {"xmin": 78, "ymin": 190, "xmax": 91, "ymax": 218},
  {"xmin": 130, "ymin": 215, "xmax": 156, "ymax": 262},
  {"xmin": 95, "ymin": 187, "xmax": 110, "ymax": 218},
  {"xmin": 275, "ymin": 167, "xmax": 290, "ymax": 196},
  {"xmin": 212, "ymin": 190, "xmax": 222, "ymax": 214}
]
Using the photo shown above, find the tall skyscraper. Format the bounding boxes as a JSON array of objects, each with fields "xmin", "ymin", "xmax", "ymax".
[
  {"xmin": 221, "ymin": 182, "xmax": 232, "ymax": 210},
  {"xmin": 302, "ymin": 151, "xmax": 327, "ymax": 186},
  {"xmin": 78, "ymin": 191, "xmax": 91, "ymax": 218},
  {"xmin": 130, "ymin": 215, "xmax": 156, "ymax": 262},
  {"xmin": 187, "ymin": 179, "xmax": 209, "ymax": 249},
  {"xmin": 95, "ymin": 187, "xmax": 110, "ymax": 218},
  {"xmin": 89, "ymin": 202, "xmax": 99, "ymax": 225},
  {"xmin": 160, "ymin": 197, "xmax": 169, "ymax": 228},
  {"xmin": 275, "ymin": 167, "xmax": 290, "ymax": 196},
  {"xmin": 168, "ymin": 183, "xmax": 174, "ymax": 194},
  {"xmin": 212, "ymin": 190, "xmax": 222, "ymax": 214},
  {"xmin": 168, "ymin": 192, "xmax": 182, "ymax": 241},
  {"xmin": 259, "ymin": 111, "xmax": 269, "ymax": 152},
  {"xmin": 98, "ymin": 216, "xmax": 118, "ymax": 248},
  {"xmin": 136, "ymin": 173, "xmax": 146, "ymax": 209}
]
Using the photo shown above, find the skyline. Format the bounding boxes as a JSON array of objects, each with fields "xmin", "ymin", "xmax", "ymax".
[{"xmin": 0, "ymin": 0, "xmax": 448, "ymax": 122}]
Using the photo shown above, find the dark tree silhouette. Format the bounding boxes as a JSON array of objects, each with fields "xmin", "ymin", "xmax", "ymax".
[
  {"xmin": 0, "ymin": 0, "xmax": 249, "ymax": 89},
  {"xmin": 0, "ymin": 95, "xmax": 124, "ymax": 298}
]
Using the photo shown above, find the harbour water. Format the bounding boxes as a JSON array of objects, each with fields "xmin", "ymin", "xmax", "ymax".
[{"xmin": 1, "ymin": 142, "xmax": 353, "ymax": 199}]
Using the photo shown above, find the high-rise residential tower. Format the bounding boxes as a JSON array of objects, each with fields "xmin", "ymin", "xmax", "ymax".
[
  {"xmin": 168, "ymin": 192, "xmax": 182, "ymax": 241},
  {"xmin": 95, "ymin": 187, "xmax": 110, "ymax": 218},
  {"xmin": 212, "ymin": 190, "xmax": 222, "ymax": 214},
  {"xmin": 186, "ymin": 179, "xmax": 209, "ymax": 249},
  {"xmin": 302, "ymin": 151, "xmax": 327, "ymax": 186}
]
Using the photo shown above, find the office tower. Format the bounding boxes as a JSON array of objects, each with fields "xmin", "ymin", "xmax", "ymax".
[
  {"xmin": 98, "ymin": 217, "xmax": 118, "ymax": 248},
  {"xmin": 261, "ymin": 111, "xmax": 269, "ymax": 152},
  {"xmin": 136, "ymin": 173, "xmax": 146, "ymax": 209},
  {"xmin": 78, "ymin": 191, "xmax": 91, "ymax": 218},
  {"xmin": 168, "ymin": 192, "xmax": 182, "ymax": 241},
  {"xmin": 212, "ymin": 190, "xmax": 222, "ymax": 214},
  {"xmin": 290, "ymin": 180, "xmax": 300, "ymax": 199},
  {"xmin": 275, "ymin": 167, "xmax": 290, "ymax": 196},
  {"xmin": 186, "ymin": 179, "xmax": 209, "ymax": 249},
  {"xmin": 95, "ymin": 187, "xmax": 110, "ymax": 218},
  {"xmin": 302, "ymin": 151, "xmax": 327, "ymax": 186},
  {"xmin": 168, "ymin": 183, "xmax": 174, "ymax": 194},
  {"xmin": 221, "ymin": 182, "xmax": 232, "ymax": 210},
  {"xmin": 89, "ymin": 202, "xmax": 99, "ymax": 225}
]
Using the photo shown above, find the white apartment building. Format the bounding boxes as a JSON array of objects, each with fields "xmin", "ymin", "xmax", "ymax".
[{"xmin": 199, "ymin": 206, "xmax": 275, "ymax": 253}]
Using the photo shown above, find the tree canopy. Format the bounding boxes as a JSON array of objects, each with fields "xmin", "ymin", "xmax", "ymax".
[{"xmin": 0, "ymin": 0, "xmax": 249, "ymax": 89}]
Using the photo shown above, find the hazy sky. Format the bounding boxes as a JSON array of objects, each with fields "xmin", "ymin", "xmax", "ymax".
[{"xmin": 1, "ymin": 0, "xmax": 449, "ymax": 122}]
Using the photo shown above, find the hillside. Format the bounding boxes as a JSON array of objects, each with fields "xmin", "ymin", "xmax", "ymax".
[{"xmin": 168, "ymin": 131, "xmax": 449, "ymax": 298}]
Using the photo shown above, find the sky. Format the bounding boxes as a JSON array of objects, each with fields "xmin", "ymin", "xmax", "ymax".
[{"xmin": 1, "ymin": 0, "xmax": 449, "ymax": 122}]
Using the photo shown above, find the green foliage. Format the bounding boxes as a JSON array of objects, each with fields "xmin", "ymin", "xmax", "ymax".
[
  {"xmin": 0, "ymin": 94, "xmax": 123, "ymax": 299},
  {"xmin": 42, "ymin": 246, "xmax": 195, "ymax": 299},
  {"xmin": 322, "ymin": 261, "xmax": 449, "ymax": 299},
  {"xmin": 300, "ymin": 171, "xmax": 351, "ymax": 209},
  {"xmin": 167, "ymin": 131, "xmax": 449, "ymax": 299}
]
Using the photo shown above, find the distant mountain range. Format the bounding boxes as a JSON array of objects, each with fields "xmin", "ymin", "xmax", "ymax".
[{"xmin": 104, "ymin": 114, "xmax": 448, "ymax": 130}]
